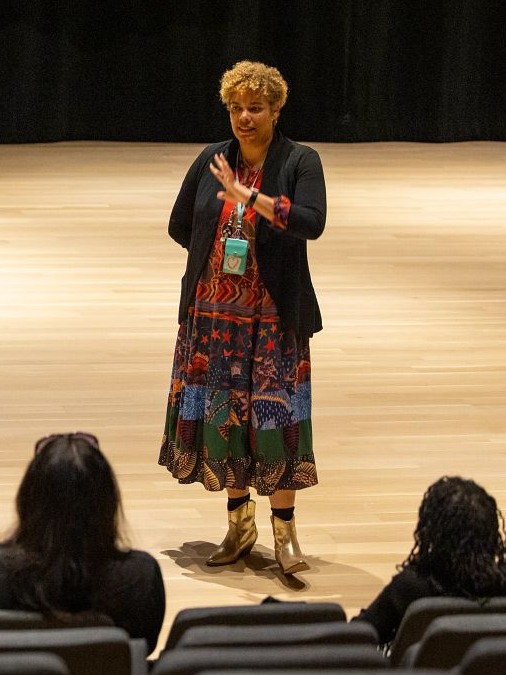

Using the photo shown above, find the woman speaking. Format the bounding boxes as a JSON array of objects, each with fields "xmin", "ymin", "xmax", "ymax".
[{"xmin": 158, "ymin": 60, "xmax": 326, "ymax": 575}]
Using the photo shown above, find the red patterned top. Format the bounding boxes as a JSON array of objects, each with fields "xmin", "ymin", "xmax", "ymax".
[{"xmin": 195, "ymin": 165, "xmax": 291, "ymax": 317}]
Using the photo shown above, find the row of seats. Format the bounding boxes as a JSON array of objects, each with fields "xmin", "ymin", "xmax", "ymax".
[
  {"xmin": 1, "ymin": 597, "xmax": 506, "ymax": 673},
  {"xmin": 152, "ymin": 598, "xmax": 506, "ymax": 674},
  {"xmin": 388, "ymin": 595, "xmax": 506, "ymax": 665}
]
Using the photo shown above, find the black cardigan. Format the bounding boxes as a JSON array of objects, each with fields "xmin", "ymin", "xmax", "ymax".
[{"xmin": 168, "ymin": 129, "xmax": 326, "ymax": 338}]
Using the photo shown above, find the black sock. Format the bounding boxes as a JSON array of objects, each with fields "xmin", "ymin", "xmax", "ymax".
[
  {"xmin": 271, "ymin": 507, "xmax": 294, "ymax": 522},
  {"xmin": 227, "ymin": 494, "xmax": 250, "ymax": 511}
]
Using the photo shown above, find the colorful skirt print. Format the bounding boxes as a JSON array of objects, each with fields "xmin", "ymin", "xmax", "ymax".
[{"xmin": 158, "ymin": 199, "xmax": 317, "ymax": 495}]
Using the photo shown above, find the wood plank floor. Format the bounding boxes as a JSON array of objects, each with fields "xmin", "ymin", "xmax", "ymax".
[{"xmin": 1, "ymin": 140, "xmax": 506, "ymax": 655}]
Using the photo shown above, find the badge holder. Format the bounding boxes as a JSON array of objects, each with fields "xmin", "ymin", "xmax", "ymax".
[
  {"xmin": 222, "ymin": 202, "xmax": 249, "ymax": 275},
  {"xmin": 223, "ymin": 237, "xmax": 248, "ymax": 275}
]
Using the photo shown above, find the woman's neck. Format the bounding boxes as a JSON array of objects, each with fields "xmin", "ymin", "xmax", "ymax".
[{"xmin": 239, "ymin": 142, "xmax": 270, "ymax": 170}]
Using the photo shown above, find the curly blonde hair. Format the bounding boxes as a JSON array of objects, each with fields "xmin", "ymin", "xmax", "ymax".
[{"xmin": 220, "ymin": 61, "xmax": 288, "ymax": 110}]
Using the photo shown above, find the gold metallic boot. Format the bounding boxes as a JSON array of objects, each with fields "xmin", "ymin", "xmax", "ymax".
[
  {"xmin": 271, "ymin": 514, "xmax": 310, "ymax": 575},
  {"xmin": 206, "ymin": 500, "xmax": 258, "ymax": 566}
]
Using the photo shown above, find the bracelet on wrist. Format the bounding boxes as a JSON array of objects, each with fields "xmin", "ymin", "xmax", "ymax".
[{"xmin": 245, "ymin": 188, "xmax": 259, "ymax": 209}]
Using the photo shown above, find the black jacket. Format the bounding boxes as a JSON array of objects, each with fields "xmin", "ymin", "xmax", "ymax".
[
  {"xmin": 0, "ymin": 547, "xmax": 165, "ymax": 655},
  {"xmin": 352, "ymin": 568, "xmax": 442, "ymax": 647},
  {"xmin": 169, "ymin": 129, "xmax": 326, "ymax": 338}
]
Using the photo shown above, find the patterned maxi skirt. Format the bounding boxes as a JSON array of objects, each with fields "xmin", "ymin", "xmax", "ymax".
[{"xmin": 158, "ymin": 200, "xmax": 318, "ymax": 495}]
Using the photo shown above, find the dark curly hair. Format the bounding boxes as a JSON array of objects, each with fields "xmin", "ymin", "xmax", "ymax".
[{"xmin": 401, "ymin": 476, "xmax": 506, "ymax": 597}]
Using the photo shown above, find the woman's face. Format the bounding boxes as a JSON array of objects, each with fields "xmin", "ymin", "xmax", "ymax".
[{"xmin": 228, "ymin": 90, "xmax": 279, "ymax": 151}]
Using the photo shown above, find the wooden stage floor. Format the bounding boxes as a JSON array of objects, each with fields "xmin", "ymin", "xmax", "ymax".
[{"xmin": 1, "ymin": 140, "xmax": 506, "ymax": 654}]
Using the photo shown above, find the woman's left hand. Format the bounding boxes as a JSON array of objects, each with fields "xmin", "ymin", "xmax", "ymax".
[{"xmin": 209, "ymin": 153, "xmax": 247, "ymax": 203}]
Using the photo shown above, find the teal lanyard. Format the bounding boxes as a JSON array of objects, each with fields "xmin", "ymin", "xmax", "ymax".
[
  {"xmin": 234, "ymin": 161, "xmax": 245, "ymax": 234},
  {"xmin": 235, "ymin": 202, "xmax": 245, "ymax": 232},
  {"xmin": 234, "ymin": 151, "xmax": 262, "ymax": 235}
]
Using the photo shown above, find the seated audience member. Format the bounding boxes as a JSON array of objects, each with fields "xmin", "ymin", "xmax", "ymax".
[
  {"xmin": 353, "ymin": 475, "xmax": 506, "ymax": 648},
  {"xmin": 0, "ymin": 432, "xmax": 165, "ymax": 655}
]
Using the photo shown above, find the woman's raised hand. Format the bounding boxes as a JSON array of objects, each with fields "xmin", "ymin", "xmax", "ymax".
[{"xmin": 210, "ymin": 153, "xmax": 245, "ymax": 203}]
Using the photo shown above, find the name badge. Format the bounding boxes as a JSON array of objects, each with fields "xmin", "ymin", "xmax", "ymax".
[{"xmin": 223, "ymin": 237, "xmax": 248, "ymax": 275}]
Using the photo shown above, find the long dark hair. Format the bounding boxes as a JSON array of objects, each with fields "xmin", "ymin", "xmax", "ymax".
[
  {"xmin": 401, "ymin": 475, "xmax": 506, "ymax": 597},
  {"xmin": 4, "ymin": 433, "xmax": 128, "ymax": 614}
]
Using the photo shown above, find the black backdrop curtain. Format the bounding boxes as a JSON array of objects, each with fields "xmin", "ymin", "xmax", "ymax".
[{"xmin": 1, "ymin": 0, "xmax": 504, "ymax": 143}]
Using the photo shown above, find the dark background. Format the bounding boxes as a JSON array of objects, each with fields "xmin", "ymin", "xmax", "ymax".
[{"xmin": 1, "ymin": 0, "xmax": 504, "ymax": 143}]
